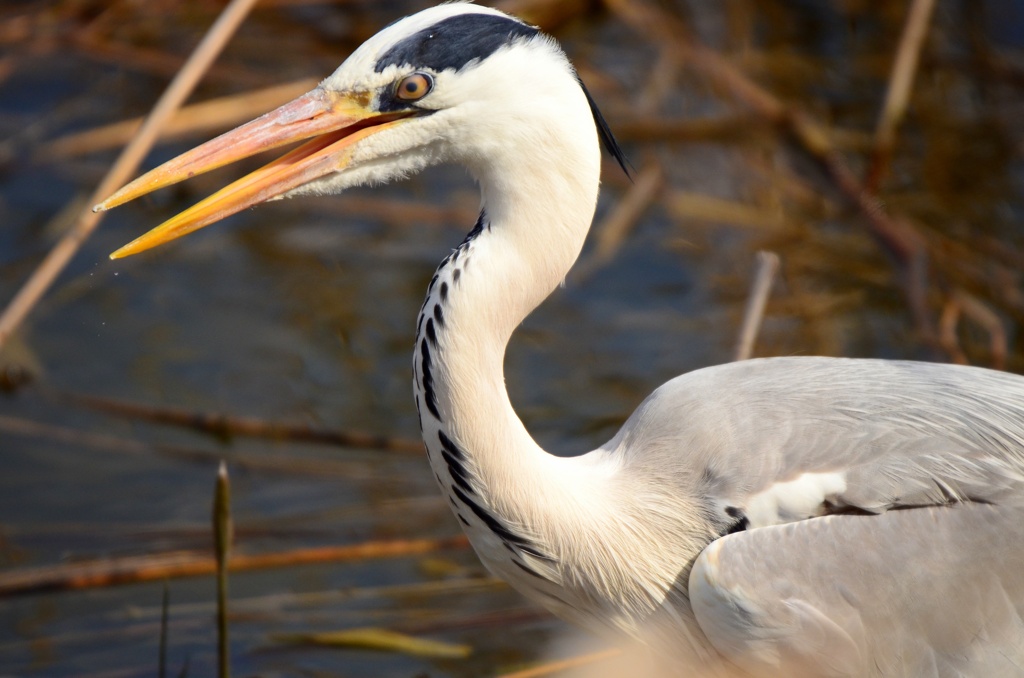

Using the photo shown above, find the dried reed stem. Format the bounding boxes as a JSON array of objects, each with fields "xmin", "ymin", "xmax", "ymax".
[
  {"xmin": 60, "ymin": 391, "xmax": 423, "ymax": 453},
  {"xmin": 939, "ymin": 289, "xmax": 1008, "ymax": 370},
  {"xmin": 603, "ymin": 0, "xmax": 937, "ymax": 347},
  {"xmin": 734, "ymin": 251, "xmax": 780, "ymax": 361},
  {"xmin": 0, "ymin": 0, "xmax": 261, "ymax": 352},
  {"xmin": 867, "ymin": 0, "xmax": 937, "ymax": 191},
  {"xmin": 36, "ymin": 79, "xmax": 318, "ymax": 159},
  {"xmin": 0, "ymin": 414, "xmax": 400, "ymax": 478},
  {"xmin": 574, "ymin": 162, "xmax": 663, "ymax": 281},
  {"xmin": 0, "ymin": 536, "xmax": 469, "ymax": 596},
  {"xmin": 159, "ymin": 583, "xmax": 170, "ymax": 678},
  {"xmin": 213, "ymin": 461, "xmax": 232, "ymax": 678}
]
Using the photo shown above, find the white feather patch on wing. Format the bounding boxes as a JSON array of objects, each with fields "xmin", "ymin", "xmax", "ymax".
[{"xmin": 745, "ymin": 472, "xmax": 847, "ymax": 527}]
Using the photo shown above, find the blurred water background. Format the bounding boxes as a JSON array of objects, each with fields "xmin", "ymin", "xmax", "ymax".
[{"xmin": 2, "ymin": 0, "xmax": 1024, "ymax": 676}]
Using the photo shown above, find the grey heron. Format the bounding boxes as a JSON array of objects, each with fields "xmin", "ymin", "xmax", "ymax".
[{"xmin": 97, "ymin": 4, "xmax": 1024, "ymax": 675}]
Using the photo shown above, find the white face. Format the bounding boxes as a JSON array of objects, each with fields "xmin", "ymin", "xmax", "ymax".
[
  {"xmin": 284, "ymin": 4, "xmax": 583, "ymax": 199},
  {"xmin": 100, "ymin": 3, "xmax": 606, "ymax": 260}
]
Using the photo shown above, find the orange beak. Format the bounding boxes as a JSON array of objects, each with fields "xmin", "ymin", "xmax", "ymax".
[{"xmin": 97, "ymin": 87, "xmax": 413, "ymax": 259}]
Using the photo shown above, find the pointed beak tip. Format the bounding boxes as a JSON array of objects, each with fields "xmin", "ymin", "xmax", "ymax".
[
  {"xmin": 109, "ymin": 240, "xmax": 142, "ymax": 260},
  {"xmin": 98, "ymin": 89, "xmax": 393, "ymax": 262},
  {"xmin": 95, "ymin": 190, "xmax": 131, "ymax": 213}
]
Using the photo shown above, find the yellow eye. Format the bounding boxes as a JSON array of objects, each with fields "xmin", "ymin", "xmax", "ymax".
[{"xmin": 396, "ymin": 73, "xmax": 432, "ymax": 101}]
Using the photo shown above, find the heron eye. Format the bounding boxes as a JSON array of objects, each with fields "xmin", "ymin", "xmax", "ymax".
[{"xmin": 396, "ymin": 73, "xmax": 432, "ymax": 101}]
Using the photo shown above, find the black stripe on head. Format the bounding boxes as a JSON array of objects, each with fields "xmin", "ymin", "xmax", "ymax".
[{"xmin": 375, "ymin": 13, "xmax": 539, "ymax": 73}]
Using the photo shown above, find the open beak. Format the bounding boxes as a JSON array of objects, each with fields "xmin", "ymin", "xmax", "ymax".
[{"xmin": 96, "ymin": 88, "xmax": 413, "ymax": 259}]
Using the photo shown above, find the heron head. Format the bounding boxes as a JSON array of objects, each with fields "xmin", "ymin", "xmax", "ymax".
[{"xmin": 97, "ymin": 3, "xmax": 626, "ymax": 259}]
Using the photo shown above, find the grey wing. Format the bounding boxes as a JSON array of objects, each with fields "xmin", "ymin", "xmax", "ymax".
[
  {"xmin": 615, "ymin": 357, "xmax": 1024, "ymax": 527},
  {"xmin": 689, "ymin": 503, "xmax": 1024, "ymax": 678}
]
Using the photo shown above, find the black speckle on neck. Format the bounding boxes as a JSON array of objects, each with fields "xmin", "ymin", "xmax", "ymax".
[
  {"xmin": 425, "ymin": 317, "xmax": 438, "ymax": 347},
  {"xmin": 442, "ymin": 448, "xmax": 474, "ymax": 495},
  {"xmin": 437, "ymin": 429, "xmax": 474, "ymax": 494},
  {"xmin": 420, "ymin": 338, "xmax": 440, "ymax": 420},
  {"xmin": 438, "ymin": 430, "xmax": 465, "ymax": 459},
  {"xmin": 451, "ymin": 484, "xmax": 553, "ymax": 563}
]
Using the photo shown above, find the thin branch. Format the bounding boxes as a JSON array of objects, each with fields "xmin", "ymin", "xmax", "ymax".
[
  {"xmin": 734, "ymin": 251, "xmax": 780, "ymax": 361},
  {"xmin": 58, "ymin": 391, "xmax": 423, "ymax": 453},
  {"xmin": 69, "ymin": 32, "xmax": 266, "ymax": 88},
  {"xmin": 35, "ymin": 79, "xmax": 318, "ymax": 160},
  {"xmin": 939, "ymin": 297, "xmax": 969, "ymax": 365},
  {"xmin": 602, "ymin": 0, "xmax": 937, "ymax": 348},
  {"xmin": 573, "ymin": 162, "xmax": 663, "ymax": 281},
  {"xmin": 0, "ymin": 414, "xmax": 408, "ymax": 478},
  {"xmin": 610, "ymin": 114, "xmax": 773, "ymax": 146},
  {"xmin": 214, "ymin": 462, "xmax": 232, "ymax": 678},
  {"xmin": 0, "ymin": 0, "xmax": 261, "ymax": 352},
  {"xmin": 866, "ymin": 0, "xmax": 937, "ymax": 191},
  {"xmin": 939, "ymin": 289, "xmax": 1008, "ymax": 370},
  {"xmin": 665, "ymin": 191, "xmax": 788, "ymax": 231},
  {"xmin": 0, "ymin": 536, "xmax": 469, "ymax": 596},
  {"xmin": 159, "ymin": 583, "xmax": 170, "ymax": 678}
]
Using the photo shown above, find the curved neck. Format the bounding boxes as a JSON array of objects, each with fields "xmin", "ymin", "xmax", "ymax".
[
  {"xmin": 411, "ymin": 102, "xmax": 715, "ymax": 651},
  {"xmin": 412, "ymin": 136, "xmax": 601, "ymax": 561}
]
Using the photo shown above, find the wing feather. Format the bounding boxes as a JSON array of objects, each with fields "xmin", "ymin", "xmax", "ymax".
[
  {"xmin": 689, "ymin": 504, "xmax": 1024, "ymax": 678},
  {"xmin": 612, "ymin": 357, "xmax": 1024, "ymax": 529}
]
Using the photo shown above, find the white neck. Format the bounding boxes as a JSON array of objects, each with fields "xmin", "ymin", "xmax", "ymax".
[
  {"xmin": 412, "ymin": 148, "xmax": 712, "ymax": 649},
  {"xmin": 412, "ymin": 104, "xmax": 606, "ymax": 577},
  {"xmin": 411, "ymin": 54, "xmax": 716, "ymax": 650}
]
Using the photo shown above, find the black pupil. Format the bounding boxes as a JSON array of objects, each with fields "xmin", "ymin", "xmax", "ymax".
[{"xmin": 405, "ymin": 81, "xmax": 418, "ymax": 92}]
